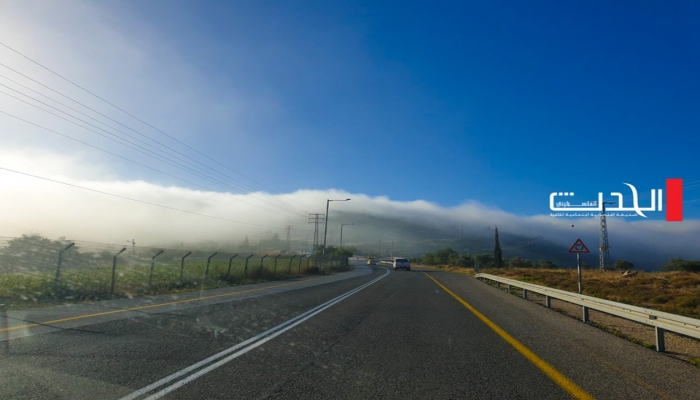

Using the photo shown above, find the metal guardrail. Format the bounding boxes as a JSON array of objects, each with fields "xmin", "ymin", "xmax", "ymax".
[{"xmin": 475, "ymin": 273, "xmax": 700, "ymax": 353}]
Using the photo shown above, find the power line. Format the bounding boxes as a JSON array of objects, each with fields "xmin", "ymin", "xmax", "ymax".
[
  {"xmin": 0, "ymin": 81, "xmax": 308, "ymax": 217},
  {"xmin": 0, "ymin": 41, "xmax": 308, "ymax": 210},
  {"xmin": 0, "ymin": 166, "xmax": 294, "ymax": 230},
  {"xmin": 0, "ymin": 109, "xmax": 308, "ymax": 219}
]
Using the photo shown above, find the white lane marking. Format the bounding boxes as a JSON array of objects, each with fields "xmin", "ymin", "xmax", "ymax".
[{"xmin": 120, "ymin": 267, "xmax": 389, "ymax": 400}]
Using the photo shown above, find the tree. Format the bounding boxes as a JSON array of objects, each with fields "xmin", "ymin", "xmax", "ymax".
[
  {"xmin": 0, "ymin": 234, "xmax": 91, "ymax": 273},
  {"xmin": 661, "ymin": 258, "xmax": 700, "ymax": 272},
  {"xmin": 314, "ymin": 245, "xmax": 356, "ymax": 258},
  {"xmin": 456, "ymin": 254, "xmax": 474, "ymax": 268},
  {"xmin": 433, "ymin": 248, "xmax": 458, "ymax": 265},
  {"xmin": 508, "ymin": 257, "xmax": 534, "ymax": 268},
  {"xmin": 241, "ymin": 236, "xmax": 250, "ymax": 248},
  {"xmin": 494, "ymin": 227, "xmax": 503, "ymax": 268},
  {"xmin": 474, "ymin": 253, "xmax": 494, "ymax": 268},
  {"xmin": 613, "ymin": 259, "xmax": 634, "ymax": 271}
]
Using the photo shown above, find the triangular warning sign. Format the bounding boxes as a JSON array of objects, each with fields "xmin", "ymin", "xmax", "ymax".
[{"xmin": 568, "ymin": 238, "xmax": 590, "ymax": 253}]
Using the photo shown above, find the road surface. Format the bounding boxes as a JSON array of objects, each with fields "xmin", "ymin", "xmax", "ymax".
[{"xmin": 1, "ymin": 262, "xmax": 698, "ymax": 399}]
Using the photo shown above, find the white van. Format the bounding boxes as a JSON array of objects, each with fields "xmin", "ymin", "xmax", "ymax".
[{"xmin": 392, "ymin": 257, "xmax": 410, "ymax": 271}]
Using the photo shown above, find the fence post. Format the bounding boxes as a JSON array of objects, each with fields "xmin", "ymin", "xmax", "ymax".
[
  {"xmin": 148, "ymin": 250, "xmax": 165, "ymax": 287},
  {"xmin": 54, "ymin": 242, "xmax": 75, "ymax": 285},
  {"xmin": 0, "ymin": 303, "xmax": 8, "ymax": 356},
  {"xmin": 203, "ymin": 252, "xmax": 218, "ymax": 284},
  {"xmin": 180, "ymin": 251, "xmax": 192, "ymax": 284},
  {"xmin": 299, "ymin": 255, "xmax": 306, "ymax": 274},
  {"xmin": 110, "ymin": 248, "xmax": 127, "ymax": 295},
  {"xmin": 244, "ymin": 254, "xmax": 254, "ymax": 278},
  {"xmin": 655, "ymin": 327, "xmax": 666, "ymax": 352},
  {"xmin": 259, "ymin": 254, "xmax": 268, "ymax": 277},
  {"xmin": 273, "ymin": 254, "xmax": 281, "ymax": 275},
  {"xmin": 288, "ymin": 255, "xmax": 297, "ymax": 274},
  {"xmin": 227, "ymin": 254, "xmax": 239, "ymax": 278}
]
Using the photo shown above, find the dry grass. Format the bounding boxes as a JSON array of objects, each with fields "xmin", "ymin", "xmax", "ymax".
[{"xmin": 479, "ymin": 268, "xmax": 700, "ymax": 319}]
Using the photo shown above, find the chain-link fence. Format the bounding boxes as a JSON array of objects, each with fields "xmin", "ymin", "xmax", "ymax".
[{"xmin": 0, "ymin": 235, "xmax": 349, "ymax": 309}]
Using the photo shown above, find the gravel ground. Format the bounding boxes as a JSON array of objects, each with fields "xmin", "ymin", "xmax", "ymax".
[{"xmin": 491, "ymin": 284, "xmax": 700, "ymax": 364}]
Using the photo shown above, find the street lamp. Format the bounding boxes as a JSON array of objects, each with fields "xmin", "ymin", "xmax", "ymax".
[
  {"xmin": 340, "ymin": 223, "xmax": 355, "ymax": 247},
  {"xmin": 322, "ymin": 199, "xmax": 351, "ymax": 255}
]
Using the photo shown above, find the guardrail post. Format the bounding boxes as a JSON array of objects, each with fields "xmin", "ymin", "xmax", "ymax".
[
  {"xmin": 273, "ymin": 254, "xmax": 281, "ymax": 275},
  {"xmin": 475, "ymin": 273, "xmax": 700, "ymax": 347},
  {"xmin": 259, "ymin": 254, "xmax": 268, "ymax": 277},
  {"xmin": 244, "ymin": 254, "xmax": 254, "ymax": 278},
  {"xmin": 507, "ymin": 284, "xmax": 511, "ymax": 292},
  {"xmin": 227, "ymin": 254, "xmax": 239, "ymax": 278},
  {"xmin": 149, "ymin": 250, "xmax": 165, "ymax": 287},
  {"xmin": 655, "ymin": 327, "xmax": 666, "ymax": 352},
  {"xmin": 288, "ymin": 255, "xmax": 297, "ymax": 274},
  {"xmin": 203, "ymin": 252, "xmax": 218, "ymax": 284},
  {"xmin": 110, "ymin": 247, "xmax": 127, "ymax": 295},
  {"xmin": 54, "ymin": 242, "xmax": 75, "ymax": 285},
  {"xmin": 180, "ymin": 251, "xmax": 192, "ymax": 284}
]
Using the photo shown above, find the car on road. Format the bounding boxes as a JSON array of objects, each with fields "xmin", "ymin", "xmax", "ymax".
[
  {"xmin": 366, "ymin": 257, "xmax": 376, "ymax": 265},
  {"xmin": 392, "ymin": 257, "xmax": 410, "ymax": 271}
]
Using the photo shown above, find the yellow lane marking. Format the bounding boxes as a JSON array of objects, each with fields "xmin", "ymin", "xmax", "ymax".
[
  {"xmin": 423, "ymin": 272, "xmax": 595, "ymax": 400},
  {"xmin": 0, "ymin": 276, "xmax": 330, "ymax": 333}
]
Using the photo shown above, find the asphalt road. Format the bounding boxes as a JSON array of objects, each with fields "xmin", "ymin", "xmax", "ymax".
[{"xmin": 1, "ymin": 263, "xmax": 698, "ymax": 399}]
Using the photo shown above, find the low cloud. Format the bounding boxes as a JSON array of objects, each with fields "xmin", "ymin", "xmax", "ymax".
[{"xmin": 1, "ymin": 150, "xmax": 699, "ymax": 270}]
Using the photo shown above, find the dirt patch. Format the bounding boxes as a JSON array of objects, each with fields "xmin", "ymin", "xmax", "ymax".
[{"xmin": 495, "ymin": 284, "xmax": 700, "ymax": 365}]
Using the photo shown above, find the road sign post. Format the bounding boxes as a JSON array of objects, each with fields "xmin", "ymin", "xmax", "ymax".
[
  {"xmin": 568, "ymin": 238, "xmax": 590, "ymax": 295},
  {"xmin": 577, "ymin": 253, "xmax": 582, "ymax": 294}
]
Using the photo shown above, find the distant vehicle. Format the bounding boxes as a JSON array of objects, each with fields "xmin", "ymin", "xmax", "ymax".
[
  {"xmin": 366, "ymin": 257, "xmax": 377, "ymax": 265},
  {"xmin": 393, "ymin": 257, "xmax": 410, "ymax": 271}
]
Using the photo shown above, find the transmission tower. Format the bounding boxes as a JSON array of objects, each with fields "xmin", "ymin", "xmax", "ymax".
[
  {"xmin": 599, "ymin": 202, "xmax": 615, "ymax": 271},
  {"xmin": 285, "ymin": 225, "xmax": 292, "ymax": 252},
  {"xmin": 308, "ymin": 214, "xmax": 325, "ymax": 254}
]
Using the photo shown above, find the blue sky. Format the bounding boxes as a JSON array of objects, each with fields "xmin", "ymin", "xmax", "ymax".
[
  {"xmin": 2, "ymin": 0, "xmax": 700, "ymax": 221},
  {"xmin": 114, "ymin": 0, "xmax": 700, "ymax": 216}
]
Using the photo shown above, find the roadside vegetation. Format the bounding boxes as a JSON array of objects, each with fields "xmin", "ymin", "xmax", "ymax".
[
  {"xmin": 0, "ymin": 235, "xmax": 351, "ymax": 310},
  {"xmin": 414, "ymin": 246, "xmax": 700, "ymax": 318},
  {"xmin": 480, "ymin": 268, "xmax": 700, "ymax": 319}
]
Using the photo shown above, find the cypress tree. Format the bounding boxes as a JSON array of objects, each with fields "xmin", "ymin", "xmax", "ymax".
[{"xmin": 494, "ymin": 227, "xmax": 503, "ymax": 268}]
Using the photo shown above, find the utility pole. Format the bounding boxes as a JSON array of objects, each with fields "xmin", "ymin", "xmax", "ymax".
[
  {"xmin": 599, "ymin": 201, "xmax": 615, "ymax": 271},
  {"xmin": 127, "ymin": 239, "xmax": 135, "ymax": 255},
  {"xmin": 285, "ymin": 225, "xmax": 292, "ymax": 253},
  {"xmin": 309, "ymin": 214, "xmax": 325, "ymax": 254},
  {"xmin": 322, "ymin": 199, "xmax": 351, "ymax": 255}
]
